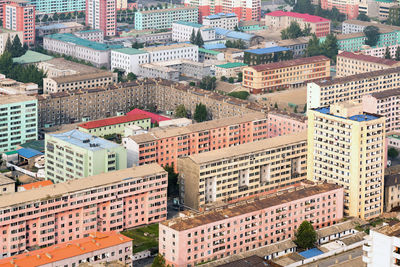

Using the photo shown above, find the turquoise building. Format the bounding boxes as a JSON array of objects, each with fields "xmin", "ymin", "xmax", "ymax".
[
  {"xmin": 28, "ymin": 0, "xmax": 85, "ymax": 14},
  {"xmin": 0, "ymin": 95, "xmax": 37, "ymax": 153}
]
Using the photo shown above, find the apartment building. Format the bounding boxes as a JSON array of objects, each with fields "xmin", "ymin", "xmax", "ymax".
[
  {"xmin": 388, "ymin": 134, "xmax": 400, "ymax": 151},
  {"xmin": 307, "ymin": 67, "xmax": 400, "ymax": 110},
  {"xmin": 43, "ymin": 33, "xmax": 122, "ymax": 68},
  {"xmin": 267, "ymin": 110, "xmax": 307, "ymax": 138},
  {"xmin": 361, "ymin": 44, "xmax": 400, "ymax": 59},
  {"xmin": 111, "ymin": 48, "xmax": 149, "ymax": 75},
  {"xmin": 0, "ymin": 95, "xmax": 37, "ymax": 153},
  {"xmin": 243, "ymin": 47, "xmax": 292, "ymax": 66},
  {"xmin": 37, "ymin": 79, "xmax": 263, "ymax": 128},
  {"xmin": 86, "ymin": 0, "xmax": 116, "ymax": 37},
  {"xmin": 134, "ymin": 6, "xmax": 198, "ymax": 30},
  {"xmin": 0, "ymin": 174, "xmax": 14, "ymax": 195},
  {"xmin": 0, "ymin": 163, "xmax": 167, "ymax": 258},
  {"xmin": 123, "ymin": 112, "xmax": 268, "ymax": 169},
  {"xmin": 307, "ymin": 102, "xmax": 385, "ymax": 220},
  {"xmin": 320, "ymin": 0, "xmax": 359, "ymax": 19},
  {"xmin": 3, "ymin": 0, "xmax": 35, "ymax": 45},
  {"xmin": 37, "ymin": 58, "xmax": 100, "ymax": 78},
  {"xmin": 139, "ymin": 64, "xmax": 180, "ymax": 82},
  {"xmin": 43, "ymin": 71, "xmax": 118, "ymax": 94},
  {"xmin": 202, "ymin": 13, "xmax": 238, "ymax": 30},
  {"xmin": 178, "ymin": 131, "xmax": 307, "ymax": 210},
  {"xmin": 0, "ymin": 232, "xmax": 132, "ymax": 265},
  {"xmin": 362, "ymin": 89, "xmax": 400, "ymax": 133},
  {"xmin": 160, "ymin": 183, "xmax": 343, "ymax": 267},
  {"xmin": 277, "ymin": 37, "xmax": 310, "ymax": 58},
  {"xmin": 264, "ymin": 11, "xmax": 331, "ymax": 37},
  {"xmin": 45, "ymin": 129, "xmax": 127, "ymax": 183},
  {"xmin": 78, "ymin": 114, "xmax": 151, "ymax": 136},
  {"xmin": 215, "ymin": 62, "xmax": 247, "ymax": 78},
  {"xmin": 172, "ymin": 21, "xmax": 216, "ymax": 42},
  {"xmin": 363, "ymin": 222, "xmax": 400, "ymax": 267},
  {"xmin": 0, "ymin": 74, "xmax": 38, "ymax": 95},
  {"xmin": 0, "ymin": 28, "xmax": 23, "ymax": 54},
  {"xmin": 25, "ymin": 0, "xmax": 85, "ymax": 14},
  {"xmin": 184, "ymin": 0, "xmax": 261, "ymax": 22},
  {"xmin": 243, "ymin": 55, "xmax": 330, "ymax": 94},
  {"xmin": 74, "ymin": 29, "xmax": 105, "ymax": 42},
  {"xmin": 384, "ymin": 167, "xmax": 400, "ymax": 212},
  {"xmin": 336, "ymin": 52, "xmax": 400, "ymax": 77},
  {"xmin": 342, "ymin": 19, "xmax": 400, "ymax": 34}
]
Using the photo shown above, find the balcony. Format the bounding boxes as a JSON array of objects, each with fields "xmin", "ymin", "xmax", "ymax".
[{"xmin": 363, "ymin": 244, "xmax": 372, "ymax": 253}]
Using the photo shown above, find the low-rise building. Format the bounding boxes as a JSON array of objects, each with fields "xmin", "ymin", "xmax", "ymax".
[
  {"xmin": 37, "ymin": 58, "xmax": 100, "ymax": 78},
  {"xmin": 215, "ymin": 28, "xmax": 263, "ymax": 48},
  {"xmin": 139, "ymin": 64, "xmax": 180, "ymax": 81},
  {"xmin": 361, "ymin": 44, "xmax": 400, "ymax": 59},
  {"xmin": 267, "ymin": 110, "xmax": 307, "ymax": 138},
  {"xmin": 172, "ymin": 21, "xmax": 216, "ymax": 42},
  {"xmin": 74, "ymin": 29, "xmax": 104, "ymax": 42},
  {"xmin": 341, "ymin": 19, "xmax": 400, "ymax": 34},
  {"xmin": 215, "ymin": 62, "xmax": 247, "ymax": 78},
  {"xmin": 203, "ymin": 13, "xmax": 238, "ymax": 30},
  {"xmin": 0, "ymin": 174, "xmax": 14, "ymax": 195},
  {"xmin": 199, "ymin": 48, "xmax": 225, "ymax": 62},
  {"xmin": 243, "ymin": 46, "xmax": 292, "ymax": 65},
  {"xmin": 0, "ymin": 163, "xmax": 167, "ymax": 258},
  {"xmin": 0, "ymin": 74, "xmax": 38, "ymax": 95},
  {"xmin": 160, "ymin": 183, "xmax": 343, "ymax": 267},
  {"xmin": 336, "ymin": 51, "xmax": 400, "ymax": 77},
  {"xmin": 384, "ymin": 166, "xmax": 400, "ymax": 212},
  {"xmin": 264, "ymin": 11, "xmax": 331, "ymax": 37},
  {"xmin": 143, "ymin": 43, "xmax": 198, "ymax": 63},
  {"xmin": 277, "ymin": 37, "xmax": 310, "ymax": 58},
  {"xmin": 243, "ymin": 55, "xmax": 330, "ymax": 94},
  {"xmin": 0, "ymin": 28, "xmax": 23, "ymax": 54},
  {"xmin": 45, "ymin": 129, "xmax": 127, "ymax": 183},
  {"xmin": 0, "ymin": 232, "xmax": 132, "ymax": 266},
  {"xmin": 238, "ymin": 20, "xmax": 267, "ymax": 32},
  {"xmin": 43, "ymin": 33, "xmax": 122, "ymax": 68},
  {"xmin": 35, "ymin": 22, "xmax": 85, "ymax": 37},
  {"xmin": 111, "ymin": 47, "xmax": 149, "ymax": 75},
  {"xmin": 178, "ymin": 131, "xmax": 307, "ymax": 210},
  {"xmin": 388, "ymin": 134, "xmax": 400, "ymax": 150},
  {"xmin": 43, "ymin": 71, "xmax": 118, "ymax": 94}
]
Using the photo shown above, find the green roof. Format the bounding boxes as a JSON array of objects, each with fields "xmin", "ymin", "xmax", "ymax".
[
  {"xmin": 78, "ymin": 29, "xmax": 103, "ymax": 33},
  {"xmin": 389, "ymin": 134, "xmax": 400, "ymax": 140},
  {"xmin": 19, "ymin": 140, "xmax": 45, "ymax": 153},
  {"xmin": 45, "ymin": 33, "xmax": 122, "ymax": 51},
  {"xmin": 216, "ymin": 62, "xmax": 247, "ymax": 69},
  {"xmin": 175, "ymin": 21, "xmax": 203, "ymax": 28},
  {"xmin": 113, "ymin": 47, "xmax": 148, "ymax": 55},
  {"xmin": 4, "ymin": 150, "xmax": 18, "ymax": 155},
  {"xmin": 13, "ymin": 50, "xmax": 53, "ymax": 64},
  {"xmin": 199, "ymin": 48, "xmax": 221, "ymax": 55}
]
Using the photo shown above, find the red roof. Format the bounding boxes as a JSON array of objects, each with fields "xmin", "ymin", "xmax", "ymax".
[
  {"xmin": 127, "ymin": 108, "xmax": 171, "ymax": 124},
  {"xmin": 78, "ymin": 114, "xmax": 150, "ymax": 130},
  {"xmin": 266, "ymin": 11, "xmax": 330, "ymax": 23},
  {"xmin": 338, "ymin": 51, "xmax": 400, "ymax": 66},
  {"xmin": 20, "ymin": 180, "xmax": 53, "ymax": 190}
]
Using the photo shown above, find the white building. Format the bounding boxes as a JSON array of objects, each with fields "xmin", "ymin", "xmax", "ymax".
[
  {"xmin": 363, "ymin": 222, "xmax": 400, "ymax": 267},
  {"xmin": 172, "ymin": 21, "xmax": 216, "ymax": 42},
  {"xmin": 111, "ymin": 48, "xmax": 149, "ymax": 74},
  {"xmin": 74, "ymin": 29, "xmax": 104, "ymax": 43},
  {"xmin": 202, "ymin": 13, "xmax": 238, "ymax": 30},
  {"xmin": 139, "ymin": 64, "xmax": 180, "ymax": 82},
  {"xmin": 0, "ymin": 29, "xmax": 23, "ymax": 54}
]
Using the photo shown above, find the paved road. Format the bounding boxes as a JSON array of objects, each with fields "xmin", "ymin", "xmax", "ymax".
[{"xmin": 303, "ymin": 247, "xmax": 363, "ymax": 267}]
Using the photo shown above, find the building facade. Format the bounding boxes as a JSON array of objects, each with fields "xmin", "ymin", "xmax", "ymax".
[
  {"xmin": 160, "ymin": 183, "xmax": 343, "ymax": 267},
  {"xmin": 86, "ymin": 0, "xmax": 116, "ymax": 37},
  {"xmin": 0, "ymin": 28, "xmax": 23, "ymax": 54},
  {"xmin": 320, "ymin": 0, "xmax": 359, "ymax": 19},
  {"xmin": 172, "ymin": 21, "xmax": 216, "ymax": 42},
  {"xmin": 74, "ymin": 29, "xmax": 105, "ymax": 42},
  {"xmin": 178, "ymin": 131, "xmax": 307, "ymax": 210},
  {"xmin": 0, "ymin": 163, "xmax": 167, "ymax": 258},
  {"xmin": 3, "ymin": 0, "xmax": 35, "ymax": 45},
  {"xmin": 215, "ymin": 62, "xmax": 247, "ymax": 78},
  {"xmin": 27, "ymin": 0, "xmax": 85, "ymax": 14},
  {"xmin": 243, "ymin": 55, "xmax": 330, "ymax": 94},
  {"xmin": 243, "ymin": 47, "xmax": 292, "ymax": 66},
  {"xmin": 45, "ymin": 129, "xmax": 127, "ymax": 183},
  {"xmin": 267, "ymin": 110, "xmax": 307, "ymax": 138},
  {"xmin": 139, "ymin": 64, "xmax": 180, "ymax": 82},
  {"xmin": 0, "ymin": 175, "xmax": 14, "ymax": 196},
  {"xmin": 384, "ymin": 168, "xmax": 400, "ymax": 212},
  {"xmin": 202, "ymin": 13, "xmax": 238, "ymax": 30},
  {"xmin": 307, "ymin": 102, "xmax": 385, "ymax": 220}
]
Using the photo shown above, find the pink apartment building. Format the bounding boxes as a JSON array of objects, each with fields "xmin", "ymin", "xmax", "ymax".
[
  {"xmin": 159, "ymin": 183, "xmax": 344, "ymax": 267},
  {"xmin": 123, "ymin": 112, "xmax": 269, "ymax": 170},
  {"xmin": 362, "ymin": 88, "xmax": 400, "ymax": 132},
  {"xmin": 267, "ymin": 110, "xmax": 307, "ymax": 138},
  {"xmin": 0, "ymin": 232, "xmax": 132, "ymax": 266},
  {"xmin": 86, "ymin": 0, "xmax": 116, "ymax": 37},
  {"xmin": 3, "ymin": 0, "xmax": 35, "ymax": 45},
  {"xmin": 0, "ymin": 163, "xmax": 167, "ymax": 258}
]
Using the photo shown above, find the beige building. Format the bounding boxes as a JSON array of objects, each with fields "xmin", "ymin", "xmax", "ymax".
[
  {"xmin": 0, "ymin": 174, "xmax": 15, "ymax": 195},
  {"xmin": 178, "ymin": 131, "xmax": 307, "ymax": 210},
  {"xmin": 43, "ymin": 71, "xmax": 118, "ymax": 94},
  {"xmin": 215, "ymin": 62, "xmax": 247, "ymax": 78},
  {"xmin": 37, "ymin": 58, "xmax": 100, "ymax": 78},
  {"xmin": 384, "ymin": 166, "xmax": 400, "ymax": 212},
  {"xmin": 336, "ymin": 51, "xmax": 400, "ymax": 77},
  {"xmin": 0, "ymin": 28, "xmax": 23, "ymax": 54},
  {"xmin": 307, "ymin": 102, "xmax": 385, "ymax": 220}
]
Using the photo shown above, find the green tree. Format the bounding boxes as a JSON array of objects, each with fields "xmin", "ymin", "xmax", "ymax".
[
  {"xmin": 385, "ymin": 46, "xmax": 392, "ymax": 59},
  {"xmin": 364, "ymin": 26, "xmax": 380, "ymax": 47},
  {"xmin": 228, "ymin": 77, "xmax": 235, "ymax": 83},
  {"xmin": 357, "ymin": 13, "xmax": 370, "ymax": 21},
  {"xmin": 195, "ymin": 30, "xmax": 204, "ymax": 46},
  {"xmin": 53, "ymin": 12, "xmax": 59, "ymax": 21},
  {"xmin": 302, "ymin": 24, "xmax": 312, "ymax": 36},
  {"xmin": 303, "ymin": 103, "xmax": 307, "ymax": 113},
  {"xmin": 189, "ymin": 81, "xmax": 196, "ymax": 86},
  {"xmin": 127, "ymin": 72, "xmax": 137, "ymax": 81},
  {"xmin": 0, "ymin": 51, "xmax": 13, "ymax": 76},
  {"xmin": 152, "ymin": 254, "xmax": 166, "ymax": 267},
  {"xmin": 294, "ymin": 106, "xmax": 298, "ymax": 113},
  {"xmin": 11, "ymin": 35, "xmax": 25, "ymax": 57},
  {"xmin": 295, "ymin": 221, "xmax": 317, "ymax": 249},
  {"xmin": 388, "ymin": 147, "xmax": 399, "ymax": 159},
  {"xmin": 194, "ymin": 103, "xmax": 208, "ymax": 122},
  {"xmin": 190, "ymin": 29, "xmax": 196, "ymax": 44},
  {"xmin": 227, "ymin": 91, "xmax": 249, "ymax": 100},
  {"xmin": 164, "ymin": 164, "xmax": 179, "ymax": 197},
  {"xmin": 4, "ymin": 37, "xmax": 12, "ymax": 53},
  {"xmin": 281, "ymin": 21, "xmax": 303, "ymax": 40},
  {"xmin": 306, "ymin": 34, "xmax": 322, "ymax": 57},
  {"xmin": 225, "ymin": 40, "xmax": 233, "ymax": 47},
  {"xmin": 220, "ymin": 76, "xmax": 227, "ymax": 81},
  {"xmin": 321, "ymin": 33, "xmax": 338, "ymax": 61},
  {"xmin": 237, "ymin": 72, "xmax": 243, "ymax": 82},
  {"xmin": 274, "ymin": 102, "xmax": 278, "ymax": 109},
  {"xmin": 293, "ymin": 0, "xmax": 314, "ymax": 14},
  {"xmin": 175, "ymin": 104, "xmax": 187, "ymax": 118},
  {"xmin": 396, "ymin": 46, "xmax": 400, "ymax": 61},
  {"xmin": 199, "ymin": 76, "xmax": 216, "ymax": 91}
]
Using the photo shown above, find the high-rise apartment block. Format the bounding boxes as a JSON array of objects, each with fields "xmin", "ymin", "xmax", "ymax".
[
  {"xmin": 178, "ymin": 131, "xmax": 307, "ymax": 210},
  {"xmin": 160, "ymin": 183, "xmax": 343, "ymax": 267},
  {"xmin": 3, "ymin": 0, "xmax": 35, "ymax": 45},
  {"xmin": 0, "ymin": 95, "xmax": 37, "ymax": 153},
  {"xmin": 307, "ymin": 102, "xmax": 385, "ymax": 220},
  {"xmin": 27, "ymin": 0, "xmax": 86, "ymax": 14},
  {"xmin": 86, "ymin": 0, "xmax": 116, "ymax": 37},
  {"xmin": 0, "ymin": 163, "xmax": 167, "ymax": 258},
  {"xmin": 267, "ymin": 110, "xmax": 307, "ymax": 138},
  {"xmin": 45, "ymin": 129, "xmax": 127, "ymax": 183},
  {"xmin": 321, "ymin": 0, "xmax": 359, "ymax": 19},
  {"xmin": 184, "ymin": 0, "xmax": 260, "ymax": 22}
]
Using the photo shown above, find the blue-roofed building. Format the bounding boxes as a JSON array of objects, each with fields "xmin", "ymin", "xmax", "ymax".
[
  {"xmin": 43, "ymin": 34, "xmax": 122, "ymax": 68},
  {"xmin": 45, "ymin": 129, "xmax": 127, "ymax": 183},
  {"xmin": 203, "ymin": 43, "xmax": 226, "ymax": 50},
  {"xmin": 214, "ymin": 28, "xmax": 263, "ymax": 48},
  {"xmin": 203, "ymin": 13, "xmax": 238, "ymax": 30},
  {"xmin": 298, "ymin": 248, "xmax": 324, "ymax": 259},
  {"xmin": 244, "ymin": 46, "xmax": 293, "ymax": 65}
]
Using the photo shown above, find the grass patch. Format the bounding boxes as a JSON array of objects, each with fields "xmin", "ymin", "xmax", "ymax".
[{"xmin": 121, "ymin": 223, "xmax": 159, "ymax": 253}]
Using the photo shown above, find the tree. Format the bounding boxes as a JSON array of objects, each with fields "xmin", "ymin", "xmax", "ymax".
[
  {"xmin": 388, "ymin": 147, "xmax": 399, "ymax": 159},
  {"xmin": 199, "ymin": 76, "xmax": 216, "ymax": 91},
  {"xmin": 294, "ymin": 106, "xmax": 298, "ymax": 113},
  {"xmin": 11, "ymin": 35, "xmax": 25, "ymax": 57},
  {"xmin": 228, "ymin": 77, "xmax": 235, "ymax": 83},
  {"xmin": 190, "ymin": 29, "xmax": 196, "ymax": 44},
  {"xmin": 396, "ymin": 46, "xmax": 400, "ymax": 61},
  {"xmin": 295, "ymin": 221, "xmax": 317, "ymax": 249},
  {"xmin": 302, "ymin": 24, "xmax": 312, "ymax": 36},
  {"xmin": 281, "ymin": 21, "xmax": 302, "ymax": 40},
  {"xmin": 175, "ymin": 104, "xmax": 187, "ymax": 118},
  {"xmin": 164, "ymin": 164, "xmax": 179, "ymax": 197},
  {"xmin": 364, "ymin": 26, "xmax": 380, "ymax": 47},
  {"xmin": 274, "ymin": 102, "xmax": 278, "ymax": 109},
  {"xmin": 152, "ymin": 254, "xmax": 166, "ymax": 267},
  {"xmin": 385, "ymin": 46, "xmax": 392, "ymax": 59},
  {"xmin": 220, "ymin": 76, "xmax": 227, "ymax": 81},
  {"xmin": 227, "ymin": 91, "xmax": 249, "ymax": 100},
  {"xmin": 303, "ymin": 103, "xmax": 307, "ymax": 113},
  {"xmin": 127, "ymin": 72, "xmax": 137, "ymax": 81},
  {"xmin": 194, "ymin": 103, "xmax": 208, "ymax": 122},
  {"xmin": 321, "ymin": 33, "xmax": 338, "ymax": 61},
  {"xmin": 195, "ymin": 30, "xmax": 204, "ymax": 46},
  {"xmin": 237, "ymin": 72, "xmax": 243, "ymax": 82},
  {"xmin": 293, "ymin": 0, "xmax": 314, "ymax": 14},
  {"xmin": 52, "ymin": 12, "xmax": 59, "ymax": 21},
  {"xmin": 306, "ymin": 34, "xmax": 322, "ymax": 57},
  {"xmin": 357, "ymin": 13, "xmax": 370, "ymax": 21},
  {"xmin": 4, "ymin": 37, "xmax": 12, "ymax": 53}
]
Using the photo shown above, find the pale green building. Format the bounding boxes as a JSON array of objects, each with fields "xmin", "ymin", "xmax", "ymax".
[{"xmin": 45, "ymin": 129, "xmax": 127, "ymax": 183}]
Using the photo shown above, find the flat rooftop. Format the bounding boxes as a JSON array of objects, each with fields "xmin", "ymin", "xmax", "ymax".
[
  {"xmin": 50, "ymin": 71, "xmax": 115, "ymax": 84},
  {"xmin": 0, "ymin": 174, "xmax": 14, "ymax": 186},
  {"xmin": 48, "ymin": 129, "xmax": 121, "ymax": 151},
  {"xmin": 13, "ymin": 50, "xmax": 54, "ymax": 64},
  {"xmin": 78, "ymin": 114, "xmax": 149, "ymax": 130},
  {"xmin": 112, "ymin": 47, "xmax": 148, "ymax": 55},
  {"xmin": 174, "ymin": 20, "xmax": 203, "ymax": 28},
  {"xmin": 314, "ymin": 107, "xmax": 380, "ymax": 122},
  {"xmin": 370, "ymin": 88, "xmax": 400, "ymax": 99},
  {"xmin": 137, "ymin": 5, "xmax": 197, "ymax": 14},
  {"xmin": 143, "ymin": 43, "xmax": 197, "ymax": 52},
  {"xmin": 40, "ymin": 58, "xmax": 99, "ymax": 74},
  {"xmin": 250, "ymin": 55, "xmax": 329, "ymax": 72},
  {"xmin": 245, "ymin": 46, "xmax": 290, "ymax": 54},
  {"xmin": 0, "ymin": 163, "xmax": 164, "ymax": 209},
  {"xmin": 45, "ymin": 33, "xmax": 122, "ymax": 51},
  {"xmin": 0, "ymin": 95, "xmax": 36, "ymax": 105},
  {"xmin": 338, "ymin": 51, "xmax": 399, "ymax": 66},
  {"xmin": 375, "ymin": 221, "xmax": 400, "ymax": 236},
  {"xmin": 161, "ymin": 183, "xmax": 341, "ymax": 231}
]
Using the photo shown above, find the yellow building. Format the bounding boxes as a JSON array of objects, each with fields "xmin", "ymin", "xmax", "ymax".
[
  {"xmin": 242, "ymin": 55, "xmax": 330, "ymax": 94},
  {"xmin": 307, "ymin": 102, "xmax": 385, "ymax": 220}
]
